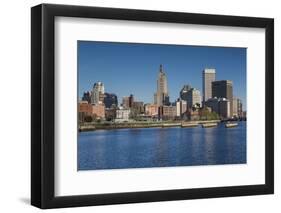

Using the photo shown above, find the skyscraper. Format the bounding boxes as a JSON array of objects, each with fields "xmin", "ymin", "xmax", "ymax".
[
  {"xmin": 202, "ymin": 68, "xmax": 216, "ymax": 105},
  {"xmin": 186, "ymin": 88, "xmax": 202, "ymax": 108},
  {"xmin": 103, "ymin": 93, "xmax": 118, "ymax": 109},
  {"xmin": 212, "ymin": 80, "xmax": 233, "ymax": 116},
  {"xmin": 154, "ymin": 65, "xmax": 169, "ymax": 106},
  {"xmin": 232, "ymin": 97, "xmax": 238, "ymax": 117},
  {"xmin": 91, "ymin": 81, "xmax": 104, "ymax": 105},
  {"xmin": 180, "ymin": 84, "xmax": 191, "ymax": 101},
  {"xmin": 82, "ymin": 91, "xmax": 91, "ymax": 103}
]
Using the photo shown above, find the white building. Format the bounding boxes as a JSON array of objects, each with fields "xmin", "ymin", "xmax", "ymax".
[
  {"xmin": 176, "ymin": 100, "xmax": 187, "ymax": 117},
  {"xmin": 115, "ymin": 107, "xmax": 131, "ymax": 122},
  {"xmin": 187, "ymin": 88, "xmax": 201, "ymax": 108},
  {"xmin": 91, "ymin": 81, "xmax": 104, "ymax": 105}
]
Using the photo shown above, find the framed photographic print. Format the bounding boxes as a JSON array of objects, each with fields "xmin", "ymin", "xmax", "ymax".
[{"xmin": 31, "ymin": 4, "xmax": 274, "ymax": 209}]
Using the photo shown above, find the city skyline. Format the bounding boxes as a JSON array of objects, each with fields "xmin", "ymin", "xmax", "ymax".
[{"xmin": 78, "ymin": 41, "xmax": 246, "ymax": 108}]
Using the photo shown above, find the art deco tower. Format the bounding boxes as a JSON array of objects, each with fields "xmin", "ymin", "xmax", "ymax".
[{"xmin": 154, "ymin": 65, "xmax": 169, "ymax": 106}]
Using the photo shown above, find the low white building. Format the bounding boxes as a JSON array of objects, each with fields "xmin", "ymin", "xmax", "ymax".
[
  {"xmin": 176, "ymin": 100, "xmax": 187, "ymax": 117},
  {"xmin": 115, "ymin": 107, "xmax": 131, "ymax": 122}
]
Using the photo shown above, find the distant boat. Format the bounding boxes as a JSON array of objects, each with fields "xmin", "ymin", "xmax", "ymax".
[
  {"xmin": 225, "ymin": 122, "xmax": 238, "ymax": 128},
  {"xmin": 202, "ymin": 123, "xmax": 217, "ymax": 128}
]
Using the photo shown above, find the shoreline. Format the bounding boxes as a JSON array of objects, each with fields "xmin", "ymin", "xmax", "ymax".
[{"xmin": 78, "ymin": 120, "xmax": 230, "ymax": 132}]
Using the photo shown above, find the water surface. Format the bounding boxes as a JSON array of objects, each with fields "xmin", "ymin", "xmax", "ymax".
[{"xmin": 78, "ymin": 121, "xmax": 246, "ymax": 170}]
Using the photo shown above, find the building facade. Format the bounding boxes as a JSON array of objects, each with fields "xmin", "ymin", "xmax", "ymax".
[
  {"xmin": 145, "ymin": 104, "xmax": 159, "ymax": 117},
  {"xmin": 205, "ymin": 97, "xmax": 219, "ymax": 114},
  {"xmin": 92, "ymin": 104, "xmax": 105, "ymax": 119},
  {"xmin": 122, "ymin": 96, "xmax": 130, "ymax": 108},
  {"xmin": 91, "ymin": 81, "xmax": 105, "ymax": 105},
  {"xmin": 115, "ymin": 108, "xmax": 131, "ymax": 122},
  {"xmin": 81, "ymin": 91, "xmax": 91, "ymax": 103},
  {"xmin": 202, "ymin": 68, "xmax": 216, "ymax": 105},
  {"xmin": 176, "ymin": 99, "xmax": 187, "ymax": 117},
  {"xmin": 205, "ymin": 97, "xmax": 231, "ymax": 119},
  {"xmin": 237, "ymin": 98, "xmax": 243, "ymax": 118},
  {"xmin": 180, "ymin": 84, "xmax": 191, "ymax": 101},
  {"xmin": 218, "ymin": 98, "xmax": 230, "ymax": 119},
  {"xmin": 154, "ymin": 65, "xmax": 169, "ymax": 106},
  {"xmin": 212, "ymin": 80, "xmax": 233, "ymax": 116},
  {"xmin": 78, "ymin": 101, "xmax": 93, "ymax": 122},
  {"xmin": 160, "ymin": 105, "xmax": 177, "ymax": 120},
  {"xmin": 232, "ymin": 97, "xmax": 238, "ymax": 117},
  {"xmin": 132, "ymin": 101, "xmax": 145, "ymax": 114},
  {"xmin": 103, "ymin": 93, "xmax": 118, "ymax": 109},
  {"xmin": 186, "ymin": 88, "xmax": 201, "ymax": 108}
]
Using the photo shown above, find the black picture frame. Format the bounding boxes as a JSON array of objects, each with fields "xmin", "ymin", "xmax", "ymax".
[{"xmin": 31, "ymin": 3, "xmax": 274, "ymax": 209}]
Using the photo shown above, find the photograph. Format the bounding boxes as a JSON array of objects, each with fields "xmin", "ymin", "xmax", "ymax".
[{"xmin": 77, "ymin": 41, "xmax": 247, "ymax": 171}]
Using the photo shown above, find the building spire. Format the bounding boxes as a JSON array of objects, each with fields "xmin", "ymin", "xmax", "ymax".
[{"xmin": 160, "ymin": 64, "xmax": 163, "ymax": 73}]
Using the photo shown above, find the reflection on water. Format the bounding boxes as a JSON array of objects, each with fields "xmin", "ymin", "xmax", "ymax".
[{"xmin": 78, "ymin": 122, "xmax": 246, "ymax": 170}]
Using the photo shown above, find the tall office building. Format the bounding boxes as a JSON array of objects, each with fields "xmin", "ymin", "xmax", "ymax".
[
  {"xmin": 232, "ymin": 97, "xmax": 238, "ymax": 117},
  {"xmin": 91, "ymin": 82, "xmax": 104, "ymax": 105},
  {"xmin": 103, "ymin": 93, "xmax": 118, "ymax": 109},
  {"xmin": 212, "ymin": 80, "xmax": 233, "ymax": 116},
  {"xmin": 186, "ymin": 88, "xmax": 202, "ymax": 108},
  {"xmin": 180, "ymin": 84, "xmax": 191, "ymax": 101},
  {"xmin": 237, "ymin": 98, "xmax": 243, "ymax": 117},
  {"xmin": 82, "ymin": 91, "xmax": 91, "ymax": 103},
  {"xmin": 154, "ymin": 65, "xmax": 169, "ymax": 106},
  {"xmin": 202, "ymin": 68, "xmax": 216, "ymax": 105}
]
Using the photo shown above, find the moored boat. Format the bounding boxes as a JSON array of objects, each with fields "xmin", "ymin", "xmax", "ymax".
[{"xmin": 225, "ymin": 122, "xmax": 238, "ymax": 128}]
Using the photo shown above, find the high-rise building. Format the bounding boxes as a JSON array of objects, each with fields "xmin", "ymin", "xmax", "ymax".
[
  {"xmin": 180, "ymin": 85, "xmax": 191, "ymax": 101},
  {"xmin": 91, "ymin": 82, "xmax": 104, "ymax": 105},
  {"xmin": 154, "ymin": 65, "xmax": 169, "ymax": 106},
  {"xmin": 103, "ymin": 93, "xmax": 118, "ymax": 109},
  {"xmin": 128, "ymin": 94, "xmax": 134, "ymax": 108},
  {"xmin": 218, "ymin": 98, "xmax": 230, "ymax": 119},
  {"xmin": 237, "ymin": 98, "xmax": 243, "ymax": 118},
  {"xmin": 82, "ymin": 91, "xmax": 91, "ymax": 103},
  {"xmin": 205, "ymin": 97, "xmax": 219, "ymax": 114},
  {"xmin": 212, "ymin": 80, "xmax": 233, "ymax": 116},
  {"xmin": 202, "ymin": 68, "xmax": 216, "ymax": 105},
  {"xmin": 232, "ymin": 97, "xmax": 238, "ymax": 117},
  {"xmin": 186, "ymin": 88, "xmax": 201, "ymax": 108},
  {"xmin": 122, "ymin": 94, "xmax": 134, "ymax": 108}
]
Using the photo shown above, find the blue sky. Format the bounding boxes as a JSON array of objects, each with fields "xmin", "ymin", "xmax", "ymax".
[{"xmin": 78, "ymin": 41, "xmax": 246, "ymax": 109}]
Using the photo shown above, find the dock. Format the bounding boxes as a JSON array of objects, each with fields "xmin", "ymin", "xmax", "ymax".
[
  {"xmin": 202, "ymin": 123, "xmax": 218, "ymax": 128},
  {"xmin": 162, "ymin": 123, "xmax": 181, "ymax": 127},
  {"xmin": 181, "ymin": 122, "xmax": 198, "ymax": 128}
]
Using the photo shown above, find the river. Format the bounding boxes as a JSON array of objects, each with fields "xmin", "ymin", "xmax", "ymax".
[{"xmin": 78, "ymin": 121, "xmax": 246, "ymax": 170}]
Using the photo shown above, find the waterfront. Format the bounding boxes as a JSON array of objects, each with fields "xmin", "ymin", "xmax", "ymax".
[{"xmin": 78, "ymin": 121, "xmax": 246, "ymax": 170}]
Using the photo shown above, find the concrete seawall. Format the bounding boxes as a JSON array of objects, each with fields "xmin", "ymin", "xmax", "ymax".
[{"xmin": 79, "ymin": 120, "xmax": 221, "ymax": 132}]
